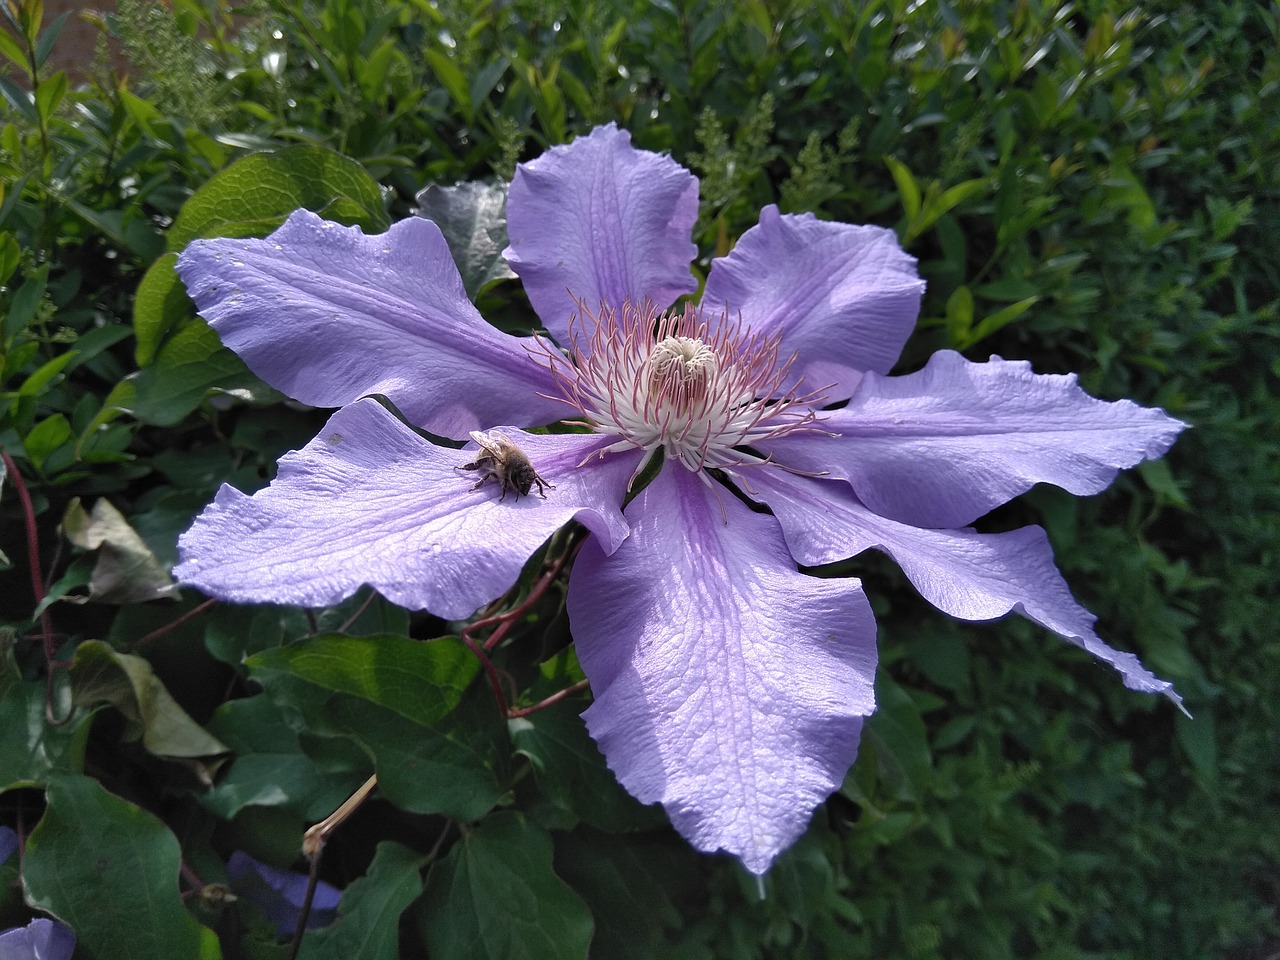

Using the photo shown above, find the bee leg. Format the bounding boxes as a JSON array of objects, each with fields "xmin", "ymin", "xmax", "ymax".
[{"xmin": 470, "ymin": 474, "xmax": 492, "ymax": 491}]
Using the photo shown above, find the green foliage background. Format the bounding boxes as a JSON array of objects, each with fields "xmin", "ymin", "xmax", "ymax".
[{"xmin": 0, "ymin": 0, "xmax": 1276, "ymax": 957}]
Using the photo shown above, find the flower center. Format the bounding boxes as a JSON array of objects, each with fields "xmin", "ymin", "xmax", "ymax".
[{"xmin": 535, "ymin": 298, "xmax": 827, "ymax": 483}]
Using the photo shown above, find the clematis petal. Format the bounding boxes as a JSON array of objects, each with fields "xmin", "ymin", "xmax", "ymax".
[
  {"xmin": 568, "ymin": 465, "xmax": 877, "ymax": 874},
  {"xmin": 505, "ymin": 123, "xmax": 699, "ymax": 344},
  {"xmin": 227, "ymin": 851, "xmax": 341, "ymax": 937},
  {"xmin": 701, "ymin": 205, "xmax": 925, "ymax": 400},
  {"xmin": 0, "ymin": 918, "xmax": 76, "ymax": 960},
  {"xmin": 761, "ymin": 350, "xmax": 1187, "ymax": 529},
  {"xmin": 175, "ymin": 399, "xmax": 637, "ymax": 620},
  {"xmin": 176, "ymin": 210, "xmax": 563, "ymax": 440},
  {"xmin": 747, "ymin": 469, "xmax": 1181, "ymax": 707}
]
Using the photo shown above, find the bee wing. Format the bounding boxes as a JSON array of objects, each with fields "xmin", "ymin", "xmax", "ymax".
[{"xmin": 468, "ymin": 430, "xmax": 502, "ymax": 455}]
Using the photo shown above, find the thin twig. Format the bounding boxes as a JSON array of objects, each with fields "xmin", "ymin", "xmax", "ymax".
[
  {"xmin": 129, "ymin": 598, "xmax": 218, "ymax": 650},
  {"xmin": 506, "ymin": 678, "xmax": 590, "ymax": 718},
  {"xmin": 1, "ymin": 449, "xmax": 53, "ymax": 658}
]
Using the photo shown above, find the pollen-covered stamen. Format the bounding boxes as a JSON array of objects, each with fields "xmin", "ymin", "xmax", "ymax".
[{"xmin": 531, "ymin": 297, "xmax": 828, "ymax": 477}]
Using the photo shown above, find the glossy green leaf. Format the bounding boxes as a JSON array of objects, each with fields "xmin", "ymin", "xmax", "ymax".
[
  {"xmin": 425, "ymin": 48, "xmax": 472, "ymax": 119},
  {"xmin": 0, "ymin": 230, "xmax": 19, "ymax": 285},
  {"xmin": 22, "ymin": 774, "xmax": 222, "ymax": 960},
  {"xmin": 883, "ymin": 155, "xmax": 921, "ymax": 222},
  {"xmin": 167, "ymin": 145, "xmax": 388, "ymax": 253},
  {"xmin": 23, "ymin": 413, "xmax": 70, "ymax": 469},
  {"xmin": 133, "ymin": 253, "xmax": 191, "ymax": 366},
  {"xmin": 68, "ymin": 640, "xmax": 229, "ymax": 761},
  {"xmin": 414, "ymin": 181, "xmax": 517, "ymax": 298},
  {"xmin": 297, "ymin": 842, "xmax": 426, "ymax": 960},
  {"xmin": 248, "ymin": 635, "xmax": 505, "ymax": 820},
  {"xmin": 112, "ymin": 319, "xmax": 260, "ymax": 427},
  {"xmin": 3, "ymin": 263, "xmax": 48, "ymax": 340},
  {"xmin": 421, "ymin": 813, "xmax": 593, "ymax": 960}
]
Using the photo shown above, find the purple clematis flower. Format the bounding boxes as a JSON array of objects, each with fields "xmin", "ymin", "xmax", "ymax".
[{"xmin": 174, "ymin": 124, "xmax": 1184, "ymax": 873}]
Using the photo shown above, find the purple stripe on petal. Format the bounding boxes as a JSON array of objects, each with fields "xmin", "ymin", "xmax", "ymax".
[
  {"xmin": 505, "ymin": 124, "xmax": 699, "ymax": 344},
  {"xmin": 177, "ymin": 210, "xmax": 563, "ymax": 440},
  {"xmin": 748, "ymin": 469, "xmax": 1182, "ymax": 707},
  {"xmin": 701, "ymin": 205, "xmax": 925, "ymax": 400},
  {"xmin": 568, "ymin": 465, "xmax": 877, "ymax": 874},
  {"xmin": 175, "ymin": 399, "xmax": 637, "ymax": 620},
  {"xmin": 762, "ymin": 350, "xmax": 1187, "ymax": 529}
]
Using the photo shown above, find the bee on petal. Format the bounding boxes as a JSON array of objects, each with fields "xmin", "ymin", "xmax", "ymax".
[{"xmin": 459, "ymin": 431, "xmax": 554, "ymax": 501}]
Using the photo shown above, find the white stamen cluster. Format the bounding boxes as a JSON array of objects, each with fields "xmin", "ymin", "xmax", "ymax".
[{"xmin": 535, "ymin": 298, "xmax": 826, "ymax": 483}]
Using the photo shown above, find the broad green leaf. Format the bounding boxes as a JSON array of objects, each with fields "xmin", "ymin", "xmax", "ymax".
[
  {"xmin": 68, "ymin": 640, "xmax": 229, "ymax": 762},
  {"xmin": 33, "ymin": 10, "xmax": 70, "ymax": 69},
  {"xmin": 247, "ymin": 634, "xmax": 480, "ymax": 730},
  {"xmin": 33, "ymin": 68, "xmax": 66, "ymax": 121},
  {"xmin": 22, "ymin": 774, "xmax": 222, "ymax": 960},
  {"xmin": 0, "ymin": 670, "xmax": 90, "ymax": 790},
  {"xmin": 203, "ymin": 694, "xmax": 368, "ymax": 821},
  {"xmin": 414, "ymin": 181, "xmax": 517, "ymax": 298},
  {"xmin": 133, "ymin": 253, "xmax": 191, "ymax": 366},
  {"xmin": 298, "ymin": 842, "xmax": 426, "ymax": 960},
  {"xmin": 248, "ymin": 635, "xmax": 505, "ymax": 820},
  {"xmin": 112, "ymin": 319, "xmax": 260, "ymax": 427},
  {"xmin": 509, "ymin": 701, "xmax": 664, "ymax": 832},
  {"xmin": 167, "ymin": 145, "xmax": 388, "ymax": 252},
  {"xmin": 61, "ymin": 497, "xmax": 180, "ymax": 603},
  {"xmin": 15, "ymin": 349, "xmax": 75, "ymax": 397},
  {"xmin": 421, "ymin": 813, "xmax": 593, "ymax": 960},
  {"xmin": 66, "ymin": 200, "xmax": 165, "ymax": 260}
]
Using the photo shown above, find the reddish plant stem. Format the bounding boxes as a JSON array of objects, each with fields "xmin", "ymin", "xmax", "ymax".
[
  {"xmin": 506, "ymin": 678, "xmax": 590, "ymax": 718},
  {"xmin": 1, "ymin": 449, "xmax": 54, "ymax": 659},
  {"xmin": 473, "ymin": 538, "xmax": 584, "ymax": 653},
  {"xmin": 129, "ymin": 598, "xmax": 219, "ymax": 650},
  {"xmin": 462, "ymin": 634, "xmax": 509, "ymax": 715},
  {"xmin": 336, "ymin": 589, "xmax": 378, "ymax": 634}
]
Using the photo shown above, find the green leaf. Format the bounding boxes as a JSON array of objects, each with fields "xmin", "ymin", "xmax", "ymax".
[
  {"xmin": 425, "ymin": 48, "xmax": 473, "ymax": 119},
  {"xmin": 22, "ymin": 774, "xmax": 222, "ymax": 960},
  {"xmin": 68, "ymin": 640, "xmax": 229, "ymax": 763},
  {"xmin": 414, "ymin": 181, "xmax": 517, "ymax": 298},
  {"xmin": 298, "ymin": 842, "xmax": 426, "ymax": 960},
  {"xmin": 167, "ymin": 145, "xmax": 388, "ymax": 253},
  {"xmin": 0, "ymin": 671, "xmax": 91, "ymax": 790},
  {"xmin": 944, "ymin": 285, "xmax": 974, "ymax": 346},
  {"xmin": 961, "ymin": 295, "xmax": 1039, "ymax": 348},
  {"xmin": 421, "ymin": 813, "xmax": 593, "ymax": 960},
  {"xmin": 33, "ymin": 10, "xmax": 70, "ymax": 69},
  {"xmin": 133, "ymin": 252, "xmax": 191, "ymax": 366},
  {"xmin": 22, "ymin": 413, "xmax": 70, "ymax": 469},
  {"xmin": 0, "ymin": 230, "xmax": 19, "ymax": 285},
  {"xmin": 883, "ymin": 155, "xmax": 921, "ymax": 222},
  {"xmin": 509, "ymin": 701, "xmax": 664, "ymax": 832},
  {"xmin": 61, "ymin": 497, "xmax": 180, "ymax": 603},
  {"xmin": 3, "ymin": 263, "xmax": 48, "ymax": 340},
  {"xmin": 554, "ymin": 830, "xmax": 681, "ymax": 960},
  {"xmin": 247, "ymin": 635, "xmax": 505, "ymax": 820},
  {"xmin": 203, "ymin": 694, "xmax": 368, "ymax": 821},
  {"xmin": 33, "ymin": 68, "xmax": 66, "ymax": 121},
  {"xmin": 862, "ymin": 671, "xmax": 932, "ymax": 804},
  {"xmin": 113, "ymin": 319, "xmax": 260, "ymax": 427}
]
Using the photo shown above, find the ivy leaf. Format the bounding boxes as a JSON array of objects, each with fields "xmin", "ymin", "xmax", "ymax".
[
  {"xmin": 22, "ymin": 774, "xmax": 222, "ymax": 960},
  {"xmin": 168, "ymin": 145, "xmax": 388, "ymax": 252},
  {"xmin": 414, "ymin": 181, "xmax": 517, "ymax": 298},
  {"xmin": 247, "ymin": 635, "xmax": 505, "ymax": 820},
  {"xmin": 61, "ymin": 498, "xmax": 180, "ymax": 604},
  {"xmin": 297, "ymin": 842, "xmax": 426, "ymax": 960},
  {"xmin": 421, "ymin": 813, "xmax": 593, "ymax": 960},
  {"xmin": 68, "ymin": 640, "xmax": 229, "ymax": 768}
]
